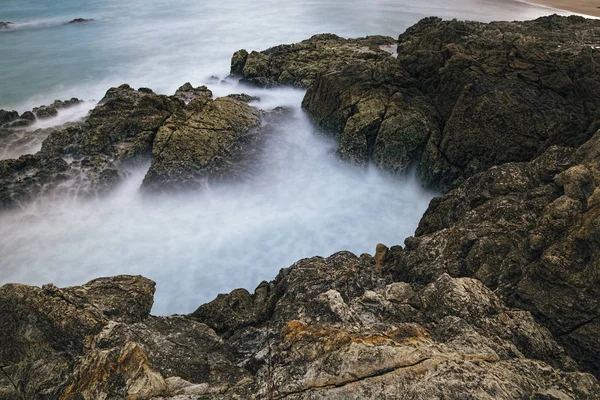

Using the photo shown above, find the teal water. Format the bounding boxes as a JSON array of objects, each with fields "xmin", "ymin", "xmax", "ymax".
[
  {"xmin": 1, "ymin": 0, "xmax": 564, "ymax": 111},
  {"xmin": 0, "ymin": 0, "xmax": 569, "ymax": 314}
]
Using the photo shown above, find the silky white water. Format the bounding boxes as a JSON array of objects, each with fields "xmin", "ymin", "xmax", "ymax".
[{"xmin": 0, "ymin": 0, "xmax": 567, "ymax": 314}]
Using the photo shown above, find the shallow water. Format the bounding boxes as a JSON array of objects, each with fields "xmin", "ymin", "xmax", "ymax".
[{"xmin": 0, "ymin": 0, "xmax": 568, "ymax": 314}]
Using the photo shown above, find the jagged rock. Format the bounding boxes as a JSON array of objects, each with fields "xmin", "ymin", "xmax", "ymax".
[
  {"xmin": 141, "ymin": 96, "xmax": 260, "ymax": 191},
  {"xmin": 0, "ymin": 110, "xmax": 18, "ymax": 126},
  {"xmin": 3, "ymin": 111, "xmax": 36, "ymax": 128},
  {"xmin": 230, "ymin": 34, "xmax": 397, "ymax": 87},
  {"xmin": 1, "ymin": 256, "xmax": 598, "ymax": 399},
  {"xmin": 0, "ymin": 154, "xmax": 69, "ymax": 209},
  {"xmin": 226, "ymin": 93, "xmax": 260, "ymax": 103},
  {"xmin": 299, "ymin": 15, "xmax": 600, "ymax": 190},
  {"xmin": 32, "ymin": 98, "xmax": 82, "ymax": 119},
  {"xmin": 173, "ymin": 82, "xmax": 213, "ymax": 104},
  {"xmin": 383, "ymin": 129, "xmax": 600, "ymax": 377}
]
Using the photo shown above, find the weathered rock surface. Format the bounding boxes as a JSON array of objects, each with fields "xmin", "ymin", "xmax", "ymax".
[
  {"xmin": 236, "ymin": 15, "xmax": 600, "ymax": 191},
  {"xmin": 0, "ymin": 154, "xmax": 69, "ymax": 209},
  {"xmin": 231, "ymin": 34, "xmax": 397, "ymax": 87},
  {"xmin": 0, "ymin": 85, "xmax": 183, "ymax": 209},
  {"xmin": 142, "ymin": 96, "xmax": 261, "ymax": 191},
  {"xmin": 383, "ymin": 128, "xmax": 600, "ymax": 377},
  {"xmin": 32, "ymin": 98, "xmax": 82, "ymax": 119},
  {"xmin": 173, "ymin": 82, "xmax": 213, "ymax": 104},
  {"xmin": 2, "ymin": 254, "xmax": 598, "ymax": 399}
]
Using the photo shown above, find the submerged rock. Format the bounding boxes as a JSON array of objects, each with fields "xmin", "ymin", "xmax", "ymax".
[
  {"xmin": 66, "ymin": 18, "xmax": 94, "ymax": 24},
  {"xmin": 0, "ymin": 256, "xmax": 598, "ymax": 399}
]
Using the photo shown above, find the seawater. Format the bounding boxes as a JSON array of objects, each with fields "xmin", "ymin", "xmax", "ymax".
[{"xmin": 0, "ymin": 0, "xmax": 565, "ymax": 314}]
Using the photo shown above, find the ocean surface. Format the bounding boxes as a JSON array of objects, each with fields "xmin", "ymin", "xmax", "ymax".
[{"xmin": 0, "ymin": 0, "xmax": 567, "ymax": 314}]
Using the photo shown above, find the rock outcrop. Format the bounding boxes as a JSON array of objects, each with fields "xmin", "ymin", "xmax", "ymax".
[
  {"xmin": 382, "ymin": 128, "xmax": 600, "ymax": 378},
  {"xmin": 0, "ymin": 83, "xmax": 280, "ymax": 209},
  {"xmin": 234, "ymin": 15, "xmax": 600, "ymax": 191},
  {"xmin": 231, "ymin": 34, "xmax": 397, "ymax": 87},
  {"xmin": 1, "ymin": 255, "xmax": 598, "ymax": 399},
  {"xmin": 32, "ymin": 98, "xmax": 82, "ymax": 119},
  {"xmin": 141, "ymin": 96, "xmax": 261, "ymax": 191}
]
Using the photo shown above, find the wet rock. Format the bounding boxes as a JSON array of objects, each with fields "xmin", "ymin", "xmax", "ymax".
[
  {"xmin": 0, "ymin": 154, "xmax": 69, "ymax": 209},
  {"xmin": 36, "ymin": 84, "xmax": 183, "ymax": 197},
  {"xmin": 0, "ymin": 110, "xmax": 18, "ymax": 126},
  {"xmin": 173, "ymin": 82, "xmax": 212, "ymax": 104},
  {"xmin": 226, "ymin": 93, "xmax": 260, "ymax": 103},
  {"xmin": 66, "ymin": 18, "xmax": 94, "ymax": 24},
  {"xmin": 32, "ymin": 98, "xmax": 82, "ymax": 119},
  {"xmin": 299, "ymin": 15, "xmax": 600, "ymax": 190},
  {"xmin": 4, "ymin": 111, "xmax": 36, "ymax": 128},
  {"xmin": 230, "ymin": 34, "xmax": 397, "ymax": 87},
  {"xmin": 383, "ymin": 130, "xmax": 600, "ymax": 377},
  {"xmin": 0, "ymin": 22, "xmax": 12, "ymax": 29},
  {"xmin": 141, "ymin": 96, "xmax": 260, "ymax": 191},
  {"xmin": 1, "ymin": 258, "xmax": 598, "ymax": 399}
]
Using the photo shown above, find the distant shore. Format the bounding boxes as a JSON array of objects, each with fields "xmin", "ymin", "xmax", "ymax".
[{"xmin": 521, "ymin": 0, "xmax": 600, "ymax": 17}]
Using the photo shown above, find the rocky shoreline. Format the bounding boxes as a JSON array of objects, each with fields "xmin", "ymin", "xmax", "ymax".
[{"xmin": 2, "ymin": 14, "xmax": 600, "ymax": 399}]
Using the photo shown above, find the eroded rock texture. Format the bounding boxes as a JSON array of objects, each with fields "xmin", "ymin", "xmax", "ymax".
[
  {"xmin": 231, "ymin": 34, "xmax": 397, "ymax": 87},
  {"xmin": 0, "ymin": 83, "xmax": 272, "ymax": 209},
  {"xmin": 236, "ymin": 15, "xmax": 600, "ymax": 191},
  {"xmin": 385, "ymin": 129, "xmax": 600, "ymax": 378},
  {"xmin": 2, "ymin": 255, "xmax": 598, "ymax": 399}
]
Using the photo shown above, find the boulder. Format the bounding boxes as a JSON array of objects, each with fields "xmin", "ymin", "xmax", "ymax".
[
  {"xmin": 173, "ymin": 82, "xmax": 213, "ymax": 104},
  {"xmin": 141, "ymin": 96, "xmax": 260, "ymax": 191}
]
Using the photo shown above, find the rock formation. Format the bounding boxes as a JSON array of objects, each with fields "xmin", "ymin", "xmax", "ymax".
[
  {"xmin": 234, "ymin": 15, "xmax": 600, "ymax": 191},
  {"xmin": 141, "ymin": 96, "xmax": 261, "ymax": 191},
  {"xmin": 2, "ymin": 14, "xmax": 600, "ymax": 399},
  {"xmin": 1, "ymin": 257, "xmax": 598, "ymax": 399},
  {"xmin": 231, "ymin": 34, "xmax": 397, "ymax": 87},
  {"xmin": 0, "ymin": 83, "xmax": 284, "ymax": 209}
]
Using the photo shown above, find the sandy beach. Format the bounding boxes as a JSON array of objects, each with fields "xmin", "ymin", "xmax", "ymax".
[{"xmin": 523, "ymin": 0, "xmax": 600, "ymax": 17}]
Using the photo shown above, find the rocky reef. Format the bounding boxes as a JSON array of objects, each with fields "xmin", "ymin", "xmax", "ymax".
[
  {"xmin": 2, "ymin": 14, "xmax": 600, "ymax": 399},
  {"xmin": 0, "ymin": 83, "xmax": 275, "ymax": 208}
]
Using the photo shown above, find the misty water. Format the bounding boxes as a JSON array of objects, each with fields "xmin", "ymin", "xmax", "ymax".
[{"xmin": 0, "ymin": 0, "xmax": 567, "ymax": 314}]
